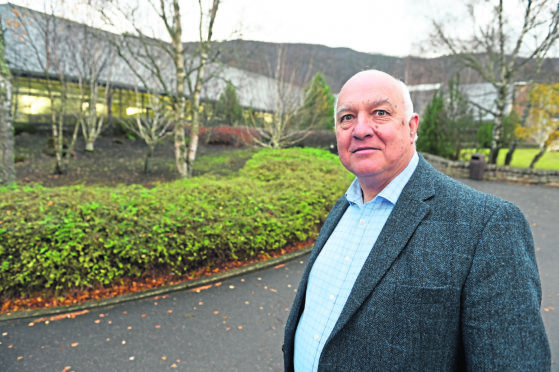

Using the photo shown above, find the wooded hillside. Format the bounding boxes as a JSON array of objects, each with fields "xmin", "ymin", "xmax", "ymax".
[{"xmin": 186, "ymin": 39, "xmax": 559, "ymax": 92}]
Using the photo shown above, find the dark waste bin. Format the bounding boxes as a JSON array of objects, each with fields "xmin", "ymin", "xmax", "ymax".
[{"xmin": 469, "ymin": 153, "xmax": 485, "ymax": 180}]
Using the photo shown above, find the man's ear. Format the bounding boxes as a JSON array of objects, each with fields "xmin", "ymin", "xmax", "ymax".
[{"xmin": 409, "ymin": 114, "xmax": 419, "ymax": 142}]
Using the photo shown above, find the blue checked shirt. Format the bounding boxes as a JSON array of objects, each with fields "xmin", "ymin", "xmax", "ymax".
[{"xmin": 293, "ymin": 152, "xmax": 419, "ymax": 372}]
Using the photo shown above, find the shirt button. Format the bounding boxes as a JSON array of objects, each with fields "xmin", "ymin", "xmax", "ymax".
[
  {"xmin": 360, "ymin": 219, "xmax": 365, "ymax": 225},
  {"xmin": 314, "ymin": 334, "xmax": 319, "ymax": 341},
  {"xmin": 329, "ymin": 294, "xmax": 335, "ymax": 301},
  {"xmin": 345, "ymin": 256, "xmax": 351, "ymax": 262}
]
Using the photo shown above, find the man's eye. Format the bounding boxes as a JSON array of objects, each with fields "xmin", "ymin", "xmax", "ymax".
[
  {"xmin": 340, "ymin": 114, "xmax": 353, "ymax": 122},
  {"xmin": 374, "ymin": 110, "xmax": 388, "ymax": 116}
]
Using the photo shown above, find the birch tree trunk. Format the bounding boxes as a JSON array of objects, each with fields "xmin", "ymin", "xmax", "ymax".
[
  {"xmin": 0, "ymin": 28, "xmax": 15, "ymax": 185},
  {"xmin": 171, "ymin": 0, "xmax": 188, "ymax": 177},
  {"xmin": 185, "ymin": 0, "xmax": 220, "ymax": 178}
]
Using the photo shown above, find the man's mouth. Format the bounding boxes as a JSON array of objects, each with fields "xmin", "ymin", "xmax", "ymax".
[{"xmin": 351, "ymin": 147, "xmax": 378, "ymax": 154}]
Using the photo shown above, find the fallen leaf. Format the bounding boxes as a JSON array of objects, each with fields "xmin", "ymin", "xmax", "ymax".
[
  {"xmin": 161, "ymin": 356, "xmax": 167, "ymax": 360},
  {"xmin": 191, "ymin": 284, "xmax": 212, "ymax": 293},
  {"xmin": 71, "ymin": 342, "xmax": 79, "ymax": 348}
]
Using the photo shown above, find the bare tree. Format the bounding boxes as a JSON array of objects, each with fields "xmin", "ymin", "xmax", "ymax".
[
  {"xmin": 68, "ymin": 23, "xmax": 116, "ymax": 152},
  {"xmin": 8, "ymin": 3, "xmax": 77, "ymax": 174},
  {"xmin": 431, "ymin": 0, "xmax": 559, "ymax": 164},
  {"xmin": 0, "ymin": 23, "xmax": 15, "ymax": 185},
  {"xmin": 120, "ymin": 86, "xmax": 173, "ymax": 173},
  {"xmin": 101, "ymin": 0, "xmax": 221, "ymax": 177},
  {"xmin": 247, "ymin": 45, "xmax": 316, "ymax": 148}
]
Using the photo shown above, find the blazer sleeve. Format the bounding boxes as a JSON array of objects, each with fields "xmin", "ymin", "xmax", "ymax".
[{"xmin": 461, "ymin": 200, "xmax": 550, "ymax": 371}]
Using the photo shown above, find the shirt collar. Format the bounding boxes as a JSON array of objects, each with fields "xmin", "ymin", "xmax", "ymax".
[{"xmin": 345, "ymin": 152, "xmax": 419, "ymax": 206}]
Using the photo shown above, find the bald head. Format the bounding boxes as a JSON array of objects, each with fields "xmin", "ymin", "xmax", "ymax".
[{"xmin": 336, "ymin": 70, "xmax": 414, "ymax": 124}]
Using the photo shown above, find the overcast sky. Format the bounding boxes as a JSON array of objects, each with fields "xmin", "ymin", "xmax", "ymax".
[
  {"xmin": 2, "ymin": 0, "xmax": 556, "ymax": 58},
  {"xmin": 213, "ymin": 0, "xmax": 439, "ymax": 56}
]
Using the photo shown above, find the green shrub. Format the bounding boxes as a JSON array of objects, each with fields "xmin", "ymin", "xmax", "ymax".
[{"xmin": 0, "ymin": 148, "xmax": 352, "ymax": 298}]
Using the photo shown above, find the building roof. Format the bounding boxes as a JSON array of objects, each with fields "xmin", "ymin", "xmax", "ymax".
[{"xmin": 0, "ymin": 3, "xmax": 302, "ymax": 112}]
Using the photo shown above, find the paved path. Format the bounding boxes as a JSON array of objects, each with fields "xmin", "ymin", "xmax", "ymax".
[{"xmin": 0, "ymin": 179, "xmax": 557, "ymax": 371}]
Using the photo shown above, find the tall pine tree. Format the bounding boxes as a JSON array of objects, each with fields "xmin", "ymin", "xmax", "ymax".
[
  {"xmin": 296, "ymin": 72, "xmax": 335, "ymax": 130},
  {"xmin": 417, "ymin": 91, "xmax": 454, "ymax": 159},
  {"xmin": 214, "ymin": 81, "xmax": 243, "ymax": 126}
]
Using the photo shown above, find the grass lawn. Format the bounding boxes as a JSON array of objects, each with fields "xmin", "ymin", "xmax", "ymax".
[{"xmin": 460, "ymin": 148, "xmax": 559, "ymax": 170}]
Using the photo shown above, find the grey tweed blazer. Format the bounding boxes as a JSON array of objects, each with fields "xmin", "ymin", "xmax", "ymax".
[{"xmin": 283, "ymin": 155, "xmax": 550, "ymax": 371}]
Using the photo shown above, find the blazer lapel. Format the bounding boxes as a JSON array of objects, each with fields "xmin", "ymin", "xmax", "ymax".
[{"xmin": 327, "ymin": 156, "xmax": 436, "ymax": 341}]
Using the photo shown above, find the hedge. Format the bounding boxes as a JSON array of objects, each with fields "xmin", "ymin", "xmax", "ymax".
[{"xmin": 0, "ymin": 148, "xmax": 352, "ymax": 298}]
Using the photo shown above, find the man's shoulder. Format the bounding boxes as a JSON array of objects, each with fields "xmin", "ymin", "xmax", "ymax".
[{"xmin": 414, "ymin": 156, "xmax": 507, "ymax": 207}]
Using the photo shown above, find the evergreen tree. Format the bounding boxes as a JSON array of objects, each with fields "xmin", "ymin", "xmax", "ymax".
[
  {"xmin": 214, "ymin": 81, "xmax": 243, "ymax": 126},
  {"xmin": 296, "ymin": 72, "xmax": 335, "ymax": 130},
  {"xmin": 446, "ymin": 74, "xmax": 474, "ymax": 159},
  {"xmin": 417, "ymin": 91, "xmax": 454, "ymax": 159}
]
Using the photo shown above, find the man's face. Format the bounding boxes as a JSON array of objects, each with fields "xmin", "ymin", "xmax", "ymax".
[{"xmin": 335, "ymin": 71, "xmax": 418, "ymax": 187}]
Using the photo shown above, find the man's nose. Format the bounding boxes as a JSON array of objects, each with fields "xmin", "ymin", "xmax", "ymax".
[{"xmin": 352, "ymin": 114, "xmax": 374, "ymax": 138}]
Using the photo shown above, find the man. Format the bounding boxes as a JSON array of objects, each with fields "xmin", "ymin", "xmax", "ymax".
[{"xmin": 283, "ymin": 70, "xmax": 550, "ymax": 371}]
